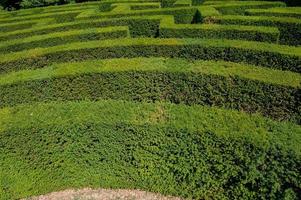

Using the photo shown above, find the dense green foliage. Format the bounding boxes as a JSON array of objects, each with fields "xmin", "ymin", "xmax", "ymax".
[
  {"xmin": 0, "ymin": 0, "xmax": 300, "ymax": 199},
  {"xmin": 0, "ymin": 38, "xmax": 300, "ymax": 74},
  {"xmin": 0, "ymin": 0, "xmax": 70, "ymax": 10},
  {"xmin": 0, "ymin": 0, "xmax": 22, "ymax": 10},
  {"xmin": 0, "ymin": 100, "xmax": 301, "ymax": 199},
  {"xmin": 0, "ymin": 27, "xmax": 129, "ymax": 53},
  {"xmin": 0, "ymin": 59, "xmax": 299, "ymax": 122},
  {"xmin": 205, "ymin": 15, "xmax": 301, "ymax": 46},
  {"xmin": 20, "ymin": 0, "xmax": 71, "ymax": 8}
]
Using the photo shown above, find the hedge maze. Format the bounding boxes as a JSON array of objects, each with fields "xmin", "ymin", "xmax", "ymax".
[{"xmin": 0, "ymin": 0, "xmax": 301, "ymax": 199}]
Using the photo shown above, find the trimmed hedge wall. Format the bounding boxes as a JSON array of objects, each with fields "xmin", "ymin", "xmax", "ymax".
[
  {"xmin": 0, "ymin": 10, "xmax": 82, "ymax": 24},
  {"xmin": 246, "ymin": 8, "xmax": 301, "ymax": 19},
  {"xmin": 0, "ymin": 71, "xmax": 300, "ymax": 122},
  {"xmin": 0, "ymin": 39, "xmax": 300, "ymax": 74},
  {"xmin": 160, "ymin": 22, "xmax": 280, "ymax": 43},
  {"xmin": 210, "ymin": 1, "xmax": 285, "ymax": 15},
  {"xmin": 1, "ymin": 100, "xmax": 300, "ymax": 199},
  {"xmin": 207, "ymin": 15, "xmax": 301, "ymax": 46},
  {"xmin": 0, "ymin": 21, "xmax": 36, "ymax": 32},
  {"xmin": 0, "ymin": 27, "xmax": 129, "ymax": 54},
  {"xmin": 0, "ymin": 17, "xmax": 161, "ymax": 41},
  {"xmin": 79, "ymin": 7, "xmax": 198, "ymax": 24}
]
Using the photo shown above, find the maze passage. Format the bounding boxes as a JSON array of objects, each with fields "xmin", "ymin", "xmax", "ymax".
[{"xmin": 0, "ymin": 0, "xmax": 300, "ymax": 200}]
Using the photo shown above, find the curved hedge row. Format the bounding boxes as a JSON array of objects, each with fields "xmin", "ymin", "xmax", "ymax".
[
  {"xmin": 0, "ymin": 100, "xmax": 300, "ymax": 199},
  {"xmin": 0, "ymin": 27, "xmax": 129, "ymax": 54},
  {"xmin": 0, "ymin": 1, "xmax": 300, "ymax": 199},
  {"xmin": 0, "ymin": 16, "xmax": 161, "ymax": 41},
  {"xmin": 246, "ymin": 7, "xmax": 301, "ymax": 19},
  {"xmin": 1, "ymin": 70, "xmax": 299, "ymax": 122},
  {"xmin": 205, "ymin": 15, "xmax": 301, "ymax": 46},
  {"xmin": 160, "ymin": 22, "xmax": 280, "ymax": 43},
  {"xmin": 0, "ymin": 38, "xmax": 300, "ymax": 74},
  {"xmin": 207, "ymin": 1, "xmax": 285, "ymax": 14}
]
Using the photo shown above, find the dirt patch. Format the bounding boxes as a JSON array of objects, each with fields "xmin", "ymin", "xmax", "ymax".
[{"xmin": 26, "ymin": 188, "xmax": 182, "ymax": 200}]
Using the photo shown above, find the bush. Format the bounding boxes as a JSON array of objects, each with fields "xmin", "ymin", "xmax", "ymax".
[
  {"xmin": 0, "ymin": 0, "xmax": 22, "ymax": 10},
  {"xmin": 275, "ymin": 0, "xmax": 301, "ymax": 6},
  {"xmin": 0, "ymin": 38, "xmax": 299, "ymax": 74},
  {"xmin": 0, "ymin": 100, "xmax": 300, "ymax": 199},
  {"xmin": 160, "ymin": 17, "xmax": 280, "ymax": 43},
  {"xmin": 206, "ymin": 15, "xmax": 301, "ymax": 46},
  {"xmin": 0, "ymin": 16, "xmax": 161, "ymax": 41},
  {"xmin": 1, "ymin": 71, "xmax": 300, "ymax": 122},
  {"xmin": 74, "ymin": 0, "xmax": 98, "ymax": 3},
  {"xmin": 0, "ymin": 21, "xmax": 36, "ymax": 32},
  {"xmin": 0, "ymin": 0, "xmax": 70, "ymax": 9},
  {"xmin": 246, "ymin": 8, "xmax": 301, "ymax": 19},
  {"xmin": 0, "ymin": 27, "xmax": 129, "ymax": 53},
  {"xmin": 20, "ymin": 0, "xmax": 71, "ymax": 8}
]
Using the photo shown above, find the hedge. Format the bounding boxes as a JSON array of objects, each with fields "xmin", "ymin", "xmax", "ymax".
[
  {"xmin": 173, "ymin": 0, "xmax": 191, "ymax": 7},
  {"xmin": 0, "ymin": 38, "xmax": 299, "ymax": 74},
  {"xmin": 0, "ymin": 16, "xmax": 281, "ymax": 53},
  {"xmin": 0, "ymin": 27, "xmax": 129, "ymax": 54},
  {"xmin": 2, "ymin": 58, "xmax": 300, "ymax": 88},
  {"xmin": 246, "ymin": 7, "xmax": 301, "ymax": 19},
  {"xmin": 78, "ymin": 6, "xmax": 199, "ymax": 24},
  {"xmin": 206, "ymin": 1, "xmax": 285, "ymax": 15},
  {"xmin": 0, "ymin": 21, "xmax": 36, "ymax": 32},
  {"xmin": 206, "ymin": 15, "xmax": 301, "ymax": 46},
  {"xmin": 0, "ymin": 10, "xmax": 86, "ymax": 24},
  {"xmin": 160, "ymin": 16, "xmax": 280, "ymax": 43},
  {"xmin": 160, "ymin": 0, "xmax": 177, "ymax": 8},
  {"xmin": 0, "ymin": 58, "xmax": 300, "ymax": 122},
  {"xmin": 130, "ymin": 3, "xmax": 161, "ymax": 10},
  {"xmin": 198, "ymin": 6, "xmax": 220, "ymax": 19},
  {"xmin": 0, "ymin": 16, "xmax": 161, "ymax": 41},
  {"xmin": 0, "ymin": 100, "xmax": 300, "ymax": 199}
]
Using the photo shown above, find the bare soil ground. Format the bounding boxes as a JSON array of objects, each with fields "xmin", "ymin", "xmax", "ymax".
[{"xmin": 25, "ymin": 188, "xmax": 182, "ymax": 200}]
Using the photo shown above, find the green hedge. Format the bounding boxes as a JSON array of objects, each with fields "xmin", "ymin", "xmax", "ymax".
[
  {"xmin": 209, "ymin": 1, "xmax": 285, "ymax": 15},
  {"xmin": 99, "ymin": 2, "xmax": 114, "ymax": 11},
  {"xmin": 0, "ymin": 21, "xmax": 36, "ymax": 32},
  {"xmin": 0, "ymin": 16, "xmax": 161, "ymax": 41},
  {"xmin": 0, "ymin": 69, "xmax": 299, "ymax": 122},
  {"xmin": 0, "ymin": 10, "xmax": 81, "ymax": 27},
  {"xmin": 0, "ymin": 27, "xmax": 129, "ymax": 54},
  {"xmin": 0, "ymin": 38, "xmax": 300, "ymax": 74},
  {"xmin": 206, "ymin": 15, "xmax": 301, "ymax": 46},
  {"xmin": 160, "ymin": 20, "xmax": 280, "ymax": 43},
  {"xmin": 0, "ymin": 100, "xmax": 300, "ymax": 199},
  {"xmin": 1, "ymin": 58, "xmax": 299, "ymax": 88},
  {"xmin": 130, "ymin": 3, "xmax": 160, "ymax": 10},
  {"xmin": 246, "ymin": 7, "xmax": 301, "ymax": 19},
  {"xmin": 160, "ymin": 0, "xmax": 177, "ymax": 8},
  {"xmin": 78, "ymin": 6, "xmax": 199, "ymax": 24},
  {"xmin": 173, "ymin": 0, "xmax": 191, "ymax": 7}
]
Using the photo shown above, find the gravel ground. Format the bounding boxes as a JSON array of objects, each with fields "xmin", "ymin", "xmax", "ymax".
[{"xmin": 25, "ymin": 188, "xmax": 182, "ymax": 200}]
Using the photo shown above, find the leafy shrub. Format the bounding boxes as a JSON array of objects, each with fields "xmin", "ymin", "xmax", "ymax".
[
  {"xmin": 0, "ymin": 71, "xmax": 299, "ymax": 122},
  {"xmin": 273, "ymin": 0, "xmax": 301, "ymax": 6},
  {"xmin": 160, "ymin": 22, "xmax": 280, "ymax": 43},
  {"xmin": 0, "ymin": 100, "xmax": 300, "ymax": 199},
  {"xmin": 207, "ymin": 15, "xmax": 301, "ymax": 46},
  {"xmin": 0, "ymin": 0, "xmax": 70, "ymax": 9},
  {"xmin": 20, "ymin": 0, "xmax": 71, "ymax": 8},
  {"xmin": 74, "ymin": 0, "xmax": 98, "ymax": 3},
  {"xmin": 0, "ymin": 39, "xmax": 299, "ymax": 74},
  {"xmin": 0, "ymin": 0, "xmax": 22, "ymax": 10},
  {"xmin": 0, "ymin": 27, "xmax": 128, "ymax": 53},
  {"xmin": 0, "ymin": 17, "xmax": 161, "ymax": 41}
]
